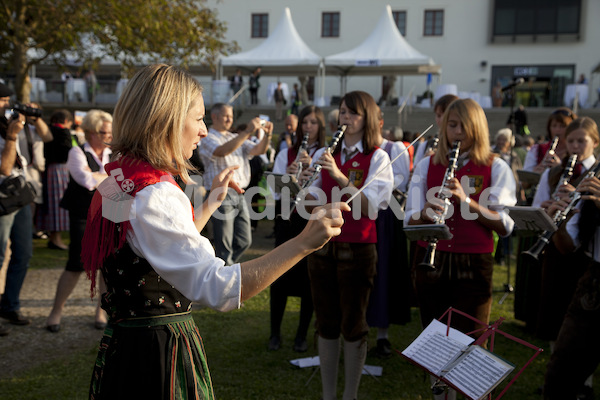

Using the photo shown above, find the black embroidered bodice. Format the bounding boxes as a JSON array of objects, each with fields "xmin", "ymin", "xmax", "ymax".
[{"xmin": 100, "ymin": 243, "xmax": 193, "ymax": 321}]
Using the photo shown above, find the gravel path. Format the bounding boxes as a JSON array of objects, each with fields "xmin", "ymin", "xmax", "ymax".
[
  {"xmin": 0, "ymin": 268, "xmax": 105, "ymax": 380},
  {"xmin": 0, "ymin": 219, "xmax": 276, "ymax": 381}
]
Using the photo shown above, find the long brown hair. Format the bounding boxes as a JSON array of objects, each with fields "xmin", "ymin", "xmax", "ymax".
[
  {"xmin": 433, "ymin": 98, "xmax": 494, "ymax": 166},
  {"xmin": 338, "ymin": 91, "xmax": 379, "ymax": 154},
  {"xmin": 293, "ymin": 105, "xmax": 326, "ymax": 152}
]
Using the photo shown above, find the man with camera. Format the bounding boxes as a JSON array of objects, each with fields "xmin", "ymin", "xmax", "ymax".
[
  {"xmin": 0, "ymin": 83, "xmax": 49, "ymax": 335},
  {"xmin": 198, "ymin": 103, "xmax": 273, "ymax": 266}
]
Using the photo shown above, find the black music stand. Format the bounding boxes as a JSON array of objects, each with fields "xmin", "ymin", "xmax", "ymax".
[
  {"xmin": 264, "ymin": 172, "xmax": 302, "ymax": 198},
  {"xmin": 516, "ymin": 170, "xmax": 541, "ymax": 187},
  {"xmin": 403, "ymin": 224, "xmax": 453, "ymax": 242},
  {"xmin": 505, "ymin": 206, "xmax": 557, "ymax": 234}
]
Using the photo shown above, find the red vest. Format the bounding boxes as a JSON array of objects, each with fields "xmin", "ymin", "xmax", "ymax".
[
  {"xmin": 537, "ymin": 142, "xmax": 552, "ymax": 164},
  {"xmin": 418, "ymin": 158, "xmax": 494, "ymax": 253},
  {"xmin": 402, "ymin": 141, "xmax": 415, "ymax": 170},
  {"xmin": 321, "ymin": 149, "xmax": 377, "ymax": 243},
  {"xmin": 286, "ymin": 148, "xmax": 298, "ymax": 168}
]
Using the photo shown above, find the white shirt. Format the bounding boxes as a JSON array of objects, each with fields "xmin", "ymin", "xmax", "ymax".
[
  {"xmin": 0, "ymin": 134, "xmax": 27, "ymax": 184},
  {"xmin": 523, "ymin": 144, "xmax": 542, "ymax": 172},
  {"xmin": 198, "ymin": 128, "xmax": 256, "ymax": 190},
  {"xmin": 532, "ymin": 156, "xmax": 596, "ymax": 208},
  {"xmin": 66, "ymin": 143, "xmax": 112, "ymax": 190},
  {"xmin": 127, "ymin": 181, "xmax": 242, "ymax": 311},
  {"xmin": 307, "ymin": 141, "xmax": 394, "ymax": 217},
  {"xmin": 404, "ymin": 156, "xmax": 517, "ymax": 237},
  {"xmin": 271, "ymin": 143, "xmax": 321, "ymax": 201},
  {"xmin": 380, "ymin": 138, "xmax": 411, "ymax": 193}
]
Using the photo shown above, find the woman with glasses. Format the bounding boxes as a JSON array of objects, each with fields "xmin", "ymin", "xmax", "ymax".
[{"xmin": 45, "ymin": 110, "xmax": 113, "ymax": 332}]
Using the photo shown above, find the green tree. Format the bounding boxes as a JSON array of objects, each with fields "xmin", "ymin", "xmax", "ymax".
[{"xmin": 0, "ymin": 0, "xmax": 238, "ymax": 102}]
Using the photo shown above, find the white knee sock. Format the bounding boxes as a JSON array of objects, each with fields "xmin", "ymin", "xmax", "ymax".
[
  {"xmin": 319, "ymin": 336, "xmax": 340, "ymax": 400},
  {"xmin": 342, "ymin": 339, "xmax": 367, "ymax": 400}
]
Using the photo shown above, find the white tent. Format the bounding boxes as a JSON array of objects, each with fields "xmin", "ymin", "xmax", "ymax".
[
  {"xmin": 325, "ymin": 5, "xmax": 440, "ymax": 93},
  {"xmin": 219, "ymin": 7, "xmax": 323, "ymax": 77}
]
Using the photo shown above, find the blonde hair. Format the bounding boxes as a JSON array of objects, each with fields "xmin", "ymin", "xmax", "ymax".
[
  {"xmin": 81, "ymin": 109, "xmax": 113, "ymax": 143},
  {"xmin": 111, "ymin": 64, "xmax": 203, "ymax": 182},
  {"xmin": 434, "ymin": 98, "xmax": 494, "ymax": 166}
]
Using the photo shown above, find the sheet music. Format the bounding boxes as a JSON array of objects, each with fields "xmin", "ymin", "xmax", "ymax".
[
  {"xmin": 442, "ymin": 346, "xmax": 514, "ymax": 400},
  {"xmin": 402, "ymin": 319, "xmax": 473, "ymax": 376}
]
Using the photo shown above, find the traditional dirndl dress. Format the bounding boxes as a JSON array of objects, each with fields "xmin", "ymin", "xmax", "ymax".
[
  {"xmin": 90, "ymin": 244, "xmax": 214, "ymax": 400},
  {"xmin": 38, "ymin": 162, "xmax": 70, "ymax": 231}
]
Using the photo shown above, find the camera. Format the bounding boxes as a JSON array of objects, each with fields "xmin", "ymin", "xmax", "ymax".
[{"xmin": 4, "ymin": 102, "xmax": 42, "ymax": 121}]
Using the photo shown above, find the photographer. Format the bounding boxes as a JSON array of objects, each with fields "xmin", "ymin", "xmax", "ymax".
[{"xmin": 0, "ymin": 83, "xmax": 49, "ymax": 334}]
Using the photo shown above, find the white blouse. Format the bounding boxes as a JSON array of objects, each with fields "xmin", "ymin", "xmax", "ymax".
[{"xmin": 127, "ymin": 181, "xmax": 242, "ymax": 312}]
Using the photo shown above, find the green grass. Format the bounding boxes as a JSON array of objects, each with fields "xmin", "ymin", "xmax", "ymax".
[{"xmin": 3, "ymin": 235, "xmax": 594, "ymax": 399}]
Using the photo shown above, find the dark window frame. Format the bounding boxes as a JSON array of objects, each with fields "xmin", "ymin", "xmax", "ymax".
[
  {"xmin": 322, "ymin": 12, "xmax": 340, "ymax": 38},
  {"xmin": 392, "ymin": 10, "xmax": 407, "ymax": 36},
  {"xmin": 424, "ymin": 9, "xmax": 444, "ymax": 36},
  {"xmin": 492, "ymin": 0, "xmax": 581, "ymax": 38},
  {"xmin": 251, "ymin": 13, "xmax": 268, "ymax": 38}
]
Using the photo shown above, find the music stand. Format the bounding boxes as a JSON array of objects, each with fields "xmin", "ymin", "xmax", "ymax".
[
  {"xmin": 403, "ymin": 224, "xmax": 453, "ymax": 242},
  {"xmin": 516, "ymin": 170, "xmax": 541, "ymax": 186},
  {"xmin": 264, "ymin": 172, "xmax": 302, "ymax": 198},
  {"xmin": 505, "ymin": 206, "xmax": 557, "ymax": 234}
]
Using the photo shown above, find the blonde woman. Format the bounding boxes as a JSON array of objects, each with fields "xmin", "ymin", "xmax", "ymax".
[
  {"xmin": 46, "ymin": 110, "xmax": 113, "ymax": 332},
  {"xmin": 81, "ymin": 64, "xmax": 347, "ymax": 399}
]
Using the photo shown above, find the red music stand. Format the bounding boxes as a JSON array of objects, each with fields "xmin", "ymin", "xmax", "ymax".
[{"xmin": 398, "ymin": 307, "xmax": 544, "ymax": 400}]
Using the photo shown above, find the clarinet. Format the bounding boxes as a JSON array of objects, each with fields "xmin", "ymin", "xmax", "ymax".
[
  {"xmin": 543, "ymin": 136, "xmax": 560, "ymax": 170},
  {"xmin": 419, "ymin": 141, "xmax": 461, "ymax": 270},
  {"xmin": 551, "ymin": 154, "xmax": 577, "ymax": 201},
  {"xmin": 290, "ymin": 125, "xmax": 347, "ymax": 212},
  {"xmin": 293, "ymin": 132, "xmax": 309, "ymax": 181},
  {"xmin": 524, "ymin": 160, "xmax": 600, "ymax": 261}
]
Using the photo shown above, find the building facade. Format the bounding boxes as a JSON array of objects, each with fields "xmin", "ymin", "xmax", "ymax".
[{"xmin": 204, "ymin": 0, "xmax": 598, "ymax": 109}]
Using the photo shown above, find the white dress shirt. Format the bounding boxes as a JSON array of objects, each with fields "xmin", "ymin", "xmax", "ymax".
[
  {"xmin": 127, "ymin": 181, "xmax": 242, "ymax": 312},
  {"xmin": 532, "ymin": 156, "xmax": 596, "ymax": 208},
  {"xmin": 66, "ymin": 143, "xmax": 112, "ymax": 190},
  {"xmin": 307, "ymin": 141, "xmax": 393, "ymax": 217}
]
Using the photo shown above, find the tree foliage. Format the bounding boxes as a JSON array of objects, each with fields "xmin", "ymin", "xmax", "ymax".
[{"xmin": 0, "ymin": 0, "xmax": 238, "ymax": 101}]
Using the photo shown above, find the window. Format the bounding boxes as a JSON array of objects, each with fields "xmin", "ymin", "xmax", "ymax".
[
  {"xmin": 251, "ymin": 13, "xmax": 268, "ymax": 38},
  {"xmin": 424, "ymin": 10, "xmax": 444, "ymax": 36},
  {"xmin": 392, "ymin": 11, "xmax": 407, "ymax": 36},
  {"xmin": 322, "ymin": 12, "xmax": 340, "ymax": 37},
  {"xmin": 492, "ymin": 0, "xmax": 581, "ymax": 37}
]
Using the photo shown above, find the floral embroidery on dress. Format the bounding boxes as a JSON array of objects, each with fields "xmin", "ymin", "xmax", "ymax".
[
  {"xmin": 158, "ymin": 296, "xmax": 165, "ymax": 305},
  {"xmin": 175, "ymin": 301, "xmax": 181, "ymax": 308},
  {"xmin": 133, "ymin": 257, "xmax": 140, "ymax": 264},
  {"xmin": 138, "ymin": 278, "xmax": 146, "ymax": 287},
  {"xmin": 145, "ymin": 300, "xmax": 152, "ymax": 307},
  {"xmin": 124, "ymin": 289, "xmax": 131, "ymax": 296}
]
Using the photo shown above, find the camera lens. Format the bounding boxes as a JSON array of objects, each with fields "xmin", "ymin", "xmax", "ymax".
[{"xmin": 13, "ymin": 103, "xmax": 42, "ymax": 118}]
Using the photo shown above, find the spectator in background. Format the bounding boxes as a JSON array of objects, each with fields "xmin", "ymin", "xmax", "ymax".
[
  {"xmin": 290, "ymin": 83, "xmax": 301, "ymax": 116},
  {"xmin": 577, "ymin": 74, "xmax": 588, "ymax": 84},
  {"xmin": 274, "ymin": 82, "xmax": 286, "ymax": 122},
  {"xmin": 38, "ymin": 109, "xmax": 73, "ymax": 250},
  {"xmin": 229, "ymin": 68, "xmax": 243, "ymax": 95},
  {"xmin": 327, "ymin": 109, "xmax": 339, "ymax": 135},
  {"xmin": 46, "ymin": 110, "xmax": 113, "ymax": 333},
  {"xmin": 276, "ymin": 114, "xmax": 298, "ymax": 154},
  {"xmin": 198, "ymin": 103, "xmax": 273, "ymax": 265},
  {"xmin": 249, "ymin": 67, "xmax": 261, "ymax": 105},
  {"xmin": 0, "ymin": 84, "xmax": 48, "ymax": 331},
  {"xmin": 17, "ymin": 103, "xmax": 53, "ymax": 239}
]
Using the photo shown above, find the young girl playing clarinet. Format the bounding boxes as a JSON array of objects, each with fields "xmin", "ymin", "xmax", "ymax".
[
  {"xmin": 268, "ymin": 105, "xmax": 327, "ymax": 352},
  {"xmin": 300, "ymin": 91, "xmax": 393, "ymax": 400},
  {"xmin": 405, "ymin": 99, "xmax": 516, "ymax": 399}
]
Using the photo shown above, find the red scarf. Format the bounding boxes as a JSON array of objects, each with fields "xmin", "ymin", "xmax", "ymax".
[{"xmin": 82, "ymin": 155, "xmax": 190, "ymax": 295}]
